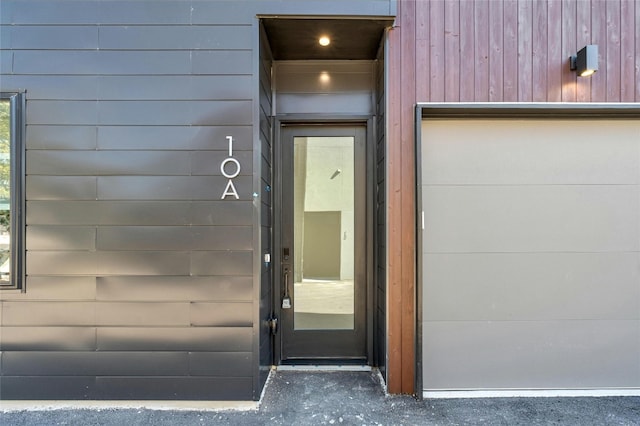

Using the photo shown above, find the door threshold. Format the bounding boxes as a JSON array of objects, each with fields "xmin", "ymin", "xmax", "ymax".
[{"xmin": 276, "ymin": 365, "xmax": 372, "ymax": 372}]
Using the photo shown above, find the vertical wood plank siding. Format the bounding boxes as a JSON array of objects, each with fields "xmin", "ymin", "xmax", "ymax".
[{"xmin": 388, "ymin": 0, "xmax": 639, "ymax": 394}]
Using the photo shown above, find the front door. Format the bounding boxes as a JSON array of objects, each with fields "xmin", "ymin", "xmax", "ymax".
[{"xmin": 278, "ymin": 125, "xmax": 367, "ymax": 362}]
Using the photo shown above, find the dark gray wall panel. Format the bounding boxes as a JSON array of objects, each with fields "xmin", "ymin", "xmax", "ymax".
[
  {"xmin": 97, "ymin": 101, "xmax": 252, "ymax": 126},
  {"xmin": 9, "ymin": 26, "xmax": 98, "ymax": 49},
  {"xmin": 27, "ymin": 201, "xmax": 190, "ymax": 226},
  {"xmin": 0, "ymin": 327, "xmax": 97, "ymax": 351},
  {"xmin": 96, "ymin": 276, "xmax": 253, "ymax": 302},
  {"xmin": 27, "ymin": 251, "xmax": 98, "ymax": 275},
  {"xmin": 188, "ymin": 352, "xmax": 252, "ymax": 376},
  {"xmin": 191, "ymin": 1, "xmax": 254, "ymax": 24},
  {"xmin": 191, "ymin": 202, "xmax": 253, "ymax": 226},
  {"xmin": 1, "ymin": 24, "xmax": 12, "ymax": 49},
  {"xmin": 190, "ymin": 251, "xmax": 252, "ymax": 276},
  {"xmin": 2, "ymin": 302, "xmax": 95, "ymax": 326},
  {"xmin": 1, "ymin": 377, "xmax": 97, "ymax": 400},
  {"xmin": 98, "ymin": 1, "xmax": 191, "ymax": 25},
  {"xmin": 2, "ymin": 351, "xmax": 190, "ymax": 376},
  {"xmin": 27, "ymin": 225, "xmax": 96, "ymax": 250},
  {"xmin": 0, "ymin": 51, "xmax": 12, "ymax": 74},
  {"xmin": 97, "ymin": 51, "xmax": 192, "ymax": 75},
  {"xmin": 97, "ymin": 176, "xmax": 253, "ymax": 201},
  {"xmin": 97, "ymin": 251, "xmax": 190, "ymax": 276},
  {"xmin": 14, "ymin": 276, "xmax": 96, "ymax": 301},
  {"xmin": 27, "ymin": 151, "xmax": 191, "ymax": 176},
  {"xmin": 191, "ymin": 151, "xmax": 253, "ymax": 176},
  {"xmin": 96, "ymin": 327, "xmax": 252, "ymax": 351},
  {"xmin": 192, "ymin": 51, "xmax": 252, "ymax": 75},
  {"xmin": 97, "ymin": 76, "xmax": 252, "ymax": 101},
  {"xmin": 190, "ymin": 302, "xmax": 253, "ymax": 326},
  {"xmin": 27, "ymin": 176, "xmax": 97, "ymax": 200},
  {"xmin": 99, "ymin": 26, "xmax": 252, "ymax": 50},
  {"xmin": 27, "ymin": 125, "xmax": 97, "ymax": 150},
  {"xmin": 28, "ymin": 100, "xmax": 98, "ymax": 125},
  {"xmin": 97, "ymin": 126, "xmax": 253, "ymax": 150},
  {"xmin": 13, "ymin": 51, "xmax": 100, "ymax": 75},
  {"xmin": 96, "ymin": 226, "xmax": 252, "ymax": 251},
  {"xmin": 95, "ymin": 377, "xmax": 252, "ymax": 400},
  {"xmin": 10, "ymin": 1, "xmax": 99, "ymax": 24},
  {"xmin": 96, "ymin": 303, "xmax": 191, "ymax": 327}
]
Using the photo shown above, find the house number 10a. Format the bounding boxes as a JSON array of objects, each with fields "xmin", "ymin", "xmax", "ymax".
[{"xmin": 221, "ymin": 136, "xmax": 240, "ymax": 200}]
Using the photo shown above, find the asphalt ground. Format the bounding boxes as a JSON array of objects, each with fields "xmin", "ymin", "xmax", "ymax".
[{"xmin": 1, "ymin": 370, "xmax": 639, "ymax": 425}]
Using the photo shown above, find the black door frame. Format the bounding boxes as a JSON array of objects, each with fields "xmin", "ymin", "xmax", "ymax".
[{"xmin": 272, "ymin": 115, "xmax": 375, "ymax": 365}]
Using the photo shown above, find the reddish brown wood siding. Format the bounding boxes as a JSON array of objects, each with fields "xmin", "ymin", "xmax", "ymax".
[{"xmin": 387, "ymin": 0, "xmax": 640, "ymax": 395}]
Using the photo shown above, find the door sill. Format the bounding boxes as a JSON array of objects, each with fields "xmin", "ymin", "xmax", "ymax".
[{"xmin": 277, "ymin": 365, "xmax": 372, "ymax": 372}]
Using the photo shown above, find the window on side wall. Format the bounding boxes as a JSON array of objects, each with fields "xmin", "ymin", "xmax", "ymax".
[{"xmin": 0, "ymin": 92, "xmax": 25, "ymax": 290}]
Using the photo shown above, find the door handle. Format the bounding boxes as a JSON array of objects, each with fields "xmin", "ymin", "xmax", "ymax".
[{"xmin": 282, "ymin": 268, "xmax": 291, "ymax": 309}]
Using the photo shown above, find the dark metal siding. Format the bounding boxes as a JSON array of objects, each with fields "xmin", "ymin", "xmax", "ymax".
[
  {"xmin": 374, "ymin": 42, "xmax": 387, "ymax": 379},
  {"xmin": 258, "ymin": 22, "xmax": 274, "ymax": 393},
  {"xmin": 0, "ymin": 0, "xmax": 394, "ymax": 401}
]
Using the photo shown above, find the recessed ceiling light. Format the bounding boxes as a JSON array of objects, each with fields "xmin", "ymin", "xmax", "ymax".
[{"xmin": 319, "ymin": 36, "xmax": 330, "ymax": 47}]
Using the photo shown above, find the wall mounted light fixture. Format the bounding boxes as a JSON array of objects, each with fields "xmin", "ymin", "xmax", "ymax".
[{"xmin": 570, "ymin": 45, "xmax": 598, "ymax": 77}]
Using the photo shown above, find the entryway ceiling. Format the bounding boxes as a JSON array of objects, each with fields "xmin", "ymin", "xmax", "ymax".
[{"xmin": 261, "ymin": 18, "xmax": 393, "ymax": 60}]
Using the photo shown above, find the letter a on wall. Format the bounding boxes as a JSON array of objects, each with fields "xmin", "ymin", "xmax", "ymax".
[{"xmin": 221, "ymin": 179, "xmax": 239, "ymax": 200}]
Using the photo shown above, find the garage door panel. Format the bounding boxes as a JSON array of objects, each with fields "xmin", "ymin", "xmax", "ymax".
[
  {"xmin": 422, "ymin": 120, "xmax": 640, "ymax": 185},
  {"xmin": 423, "ymin": 253, "xmax": 640, "ymax": 321},
  {"xmin": 422, "ymin": 320, "xmax": 640, "ymax": 390},
  {"xmin": 423, "ymin": 185, "xmax": 639, "ymax": 253}
]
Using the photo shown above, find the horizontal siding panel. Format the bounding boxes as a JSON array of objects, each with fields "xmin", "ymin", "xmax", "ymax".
[
  {"xmin": 2, "ymin": 351, "xmax": 189, "ymax": 376},
  {"xmin": 94, "ymin": 377, "xmax": 253, "ymax": 400},
  {"xmin": 0, "ymin": 51, "xmax": 12, "ymax": 74},
  {"xmin": 0, "ymin": 327, "xmax": 96, "ymax": 351},
  {"xmin": 96, "ymin": 327, "xmax": 252, "ymax": 351},
  {"xmin": 98, "ymin": 251, "xmax": 191, "ymax": 276},
  {"xmin": 191, "ymin": 1, "xmax": 256, "ymax": 24},
  {"xmin": 9, "ymin": 26, "xmax": 98, "ymax": 50},
  {"xmin": 2, "ymin": 302, "xmax": 95, "ymax": 326},
  {"xmin": 28, "ymin": 100, "xmax": 97, "ymax": 125},
  {"xmin": 27, "ymin": 251, "xmax": 98, "ymax": 275},
  {"xmin": 0, "ymin": 75, "xmax": 98, "ymax": 100},
  {"xmin": 13, "ymin": 51, "xmax": 193, "ymax": 75},
  {"xmin": 27, "ymin": 201, "xmax": 253, "ymax": 226},
  {"xmin": 96, "ymin": 226, "xmax": 252, "ymax": 251},
  {"xmin": 190, "ymin": 251, "xmax": 252, "ymax": 276},
  {"xmin": 188, "ymin": 352, "xmax": 252, "ymax": 376},
  {"xmin": 27, "ymin": 176, "xmax": 97, "ymax": 200},
  {"xmin": 96, "ymin": 276, "xmax": 253, "ymax": 302},
  {"xmin": 96, "ymin": 176, "xmax": 253, "ymax": 201},
  {"xmin": 0, "ymin": 276, "xmax": 96, "ymax": 301},
  {"xmin": 27, "ymin": 151, "xmax": 191, "ymax": 176},
  {"xmin": 99, "ymin": 25, "xmax": 252, "ymax": 50},
  {"xmin": 98, "ymin": 75, "xmax": 252, "ymax": 101},
  {"xmin": 27, "ymin": 225, "xmax": 96, "ymax": 250},
  {"xmin": 97, "ymin": 101, "xmax": 252, "ymax": 126},
  {"xmin": 98, "ymin": 1, "xmax": 191, "ymax": 25},
  {"xmin": 27, "ymin": 201, "xmax": 189, "ymax": 226},
  {"xmin": 1, "ymin": 377, "xmax": 97, "ymax": 400},
  {"xmin": 96, "ymin": 302, "xmax": 191, "ymax": 326},
  {"xmin": 10, "ymin": 1, "xmax": 100, "ymax": 24},
  {"xmin": 190, "ymin": 201, "xmax": 253, "ymax": 226},
  {"xmin": 97, "ymin": 126, "xmax": 253, "ymax": 151},
  {"xmin": 190, "ymin": 302, "xmax": 253, "ymax": 327},
  {"xmin": 27, "ymin": 125, "xmax": 97, "ymax": 150},
  {"xmin": 192, "ymin": 50, "xmax": 252, "ymax": 75}
]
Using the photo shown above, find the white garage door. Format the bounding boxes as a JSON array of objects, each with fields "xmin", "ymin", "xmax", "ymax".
[{"xmin": 420, "ymin": 118, "xmax": 640, "ymax": 395}]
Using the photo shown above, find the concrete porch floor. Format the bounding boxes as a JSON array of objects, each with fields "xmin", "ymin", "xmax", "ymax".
[{"xmin": 2, "ymin": 370, "xmax": 639, "ymax": 425}]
